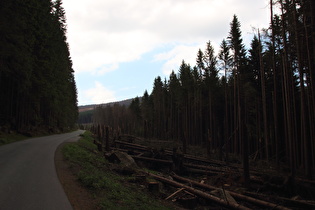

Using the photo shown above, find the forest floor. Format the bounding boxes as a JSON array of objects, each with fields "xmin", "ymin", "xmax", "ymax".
[
  {"xmin": 55, "ymin": 132, "xmax": 181, "ymax": 210},
  {"xmin": 55, "ymin": 132, "xmax": 315, "ymax": 209}
]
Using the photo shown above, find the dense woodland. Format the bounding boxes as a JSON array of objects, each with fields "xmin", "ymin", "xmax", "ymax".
[
  {"xmin": 93, "ymin": 0, "xmax": 315, "ymax": 180},
  {"xmin": 0, "ymin": 0, "xmax": 78, "ymax": 133}
]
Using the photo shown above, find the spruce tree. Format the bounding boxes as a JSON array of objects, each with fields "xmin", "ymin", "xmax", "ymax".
[{"xmin": 227, "ymin": 15, "xmax": 250, "ymax": 186}]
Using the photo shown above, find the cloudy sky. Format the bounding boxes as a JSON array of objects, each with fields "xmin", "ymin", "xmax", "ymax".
[{"xmin": 62, "ymin": 0, "xmax": 270, "ymax": 106}]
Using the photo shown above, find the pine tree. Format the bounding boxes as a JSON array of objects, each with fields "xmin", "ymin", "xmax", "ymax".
[
  {"xmin": 227, "ymin": 15, "xmax": 250, "ymax": 186},
  {"xmin": 0, "ymin": 0, "xmax": 78, "ymax": 134}
]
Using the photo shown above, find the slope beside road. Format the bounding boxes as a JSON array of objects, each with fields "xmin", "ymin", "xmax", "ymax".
[{"xmin": 0, "ymin": 130, "xmax": 84, "ymax": 210}]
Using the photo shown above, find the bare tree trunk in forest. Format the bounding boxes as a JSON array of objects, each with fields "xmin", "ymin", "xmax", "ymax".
[
  {"xmin": 238, "ymin": 71, "xmax": 250, "ymax": 187},
  {"xmin": 207, "ymin": 129, "xmax": 211, "ymax": 158},
  {"xmin": 183, "ymin": 104, "xmax": 188, "ymax": 154},
  {"xmin": 224, "ymin": 66, "xmax": 229, "ymax": 162},
  {"xmin": 270, "ymin": 0, "xmax": 280, "ymax": 165},
  {"xmin": 292, "ymin": 0, "xmax": 312, "ymax": 178},
  {"xmin": 256, "ymin": 100, "xmax": 262, "ymax": 160},
  {"xmin": 258, "ymin": 30, "xmax": 269, "ymax": 161},
  {"xmin": 209, "ymin": 93, "xmax": 213, "ymax": 155},
  {"xmin": 308, "ymin": 0, "xmax": 315, "ymax": 175},
  {"xmin": 302, "ymin": 0, "xmax": 315, "ymax": 179},
  {"xmin": 234, "ymin": 70, "xmax": 238, "ymax": 155},
  {"xmin": 280, "ymin": 0, "xmax": 296, "ymax": 183}
]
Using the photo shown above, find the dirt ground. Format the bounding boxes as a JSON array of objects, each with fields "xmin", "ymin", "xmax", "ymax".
[{"xmin": 54, "ymin": 142, "xmax": 99, "ymax": 210}]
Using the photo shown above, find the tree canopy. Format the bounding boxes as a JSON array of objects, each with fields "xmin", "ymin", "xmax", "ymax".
[{"xmin": 0, "ymin": 0, "xmax": 78, "ymax": 134}]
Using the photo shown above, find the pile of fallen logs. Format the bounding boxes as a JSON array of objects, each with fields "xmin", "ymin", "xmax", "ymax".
[
  {"xmin": 90, "ymin": 128, "xmax": 315, "ymax": 209},
  {"xmin": 113, "ymin": 139, "xmax": 315, "ymax": 209},
  {"xmin": 145, "ymin": 172, "xmax": 298, "ymax": 210}
]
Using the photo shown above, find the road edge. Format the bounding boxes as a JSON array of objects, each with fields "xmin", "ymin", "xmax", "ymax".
[{"xmin": 54, "ymin": 142, "xmax": 99, "ymax": 210}]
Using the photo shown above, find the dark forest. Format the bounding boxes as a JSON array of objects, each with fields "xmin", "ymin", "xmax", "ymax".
[{"xmin": 0, "ymin": 0, "xmax": 78, "ymax": 134}]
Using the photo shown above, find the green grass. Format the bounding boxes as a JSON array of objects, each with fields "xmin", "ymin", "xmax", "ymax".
[
  {"xmin": 0, "ymin": 133, "xmax": 29, "ymax": 146},
  {"xmin": 0, "ymin": 128, "xmax": 79, "ymax": 147},
  {"xmin": 62, "ymin": 131, "xmax": 173, "ymax": 210}
]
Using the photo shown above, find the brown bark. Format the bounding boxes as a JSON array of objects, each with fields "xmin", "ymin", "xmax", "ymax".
[
  {"xmin": 172, "ymin": 174, "xmax": 291, "ymax": 210},
  {"xmin": 146, "ymin": 172, "xmax": 251, "ymax": 210}
]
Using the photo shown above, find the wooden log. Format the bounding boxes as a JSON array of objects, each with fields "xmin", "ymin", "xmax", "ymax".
[
  {"xmin": 115, "ymin": 141, "xmax": 149, "ymax": 152},
  {"xmin": 211, "ymin": 188, "xmax": 238, "ymax": 206},
  {"xmin": 184, "ymin": 167, "xmax": 219, "ymax": 176},
  {"xmin": 184, "ymin": 163, "xmax": 234, "ymax": 173},
  {"xmin": 245, "ymin": 191, "xmax": 315, "ymax": 209},
  {"xmin": 131, "ymin": 156, "xmax": 172, "ymax": 165},
  {"xmin": 172, "ymin": 174, "xmax": 291, "ymax": 210},
  {"xmin": 165, "ymin": 188, "xmax": 185, "ymax": 200},
  {"xmin": 146, "ymin": 172, "xmax": 251, "ymax": 210},
  {"xmin": 147, "ymin": 181, "xmax": 159, "ymax": 193},
  {"xmin": 114, "ymin": 140, "xmax": 148, "ymax": 149}
]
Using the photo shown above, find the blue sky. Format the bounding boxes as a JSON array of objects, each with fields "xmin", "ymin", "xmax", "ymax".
[{"xmin": 63, "ymin": 0, "xmax": 271, "ymax": 105}]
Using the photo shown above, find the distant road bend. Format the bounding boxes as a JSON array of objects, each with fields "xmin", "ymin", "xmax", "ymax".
[{"xmin": 0, "ymin": 130, "xmax": 84, "ymax": 210}]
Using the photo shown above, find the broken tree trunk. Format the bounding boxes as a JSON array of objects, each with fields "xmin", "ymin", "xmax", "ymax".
[
  {"xmin": 165, "ymin": 188, "xmax": 185, "ymax": 200},
  {"xmin": 172, "ymin": 174, "xmax": 290, "ymax": 210},
  {"xmin": 146, "ymin": 172, "xmax": 251, "ymax": 210}
]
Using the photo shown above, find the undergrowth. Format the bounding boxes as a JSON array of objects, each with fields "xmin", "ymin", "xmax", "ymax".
[
  {"xmin": 62, "ymin": 131, "xmax": 172, "ymax": 210},
  {"xmin": 0, "ymin": 133, "xmax": 29, "ymax": 146}
]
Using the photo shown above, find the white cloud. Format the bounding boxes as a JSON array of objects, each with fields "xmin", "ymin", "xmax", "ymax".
[
  {"xmin": 63, "ymin": 0, "xmax": 270, "ymax": 105},
  {"xmin": 154, "ymin": 44, "xmax": 201, "ymax": 75},
  {"xmin": 82, "ymin": 81, "xmax": 116, "ymax": 104},
  {"xmin": 63, "ymin": 0, "xmax": 270, "ymax": 74},
  {"xmin": 154, "ymin": 40, "xmax": 222, "ymax": 75}
]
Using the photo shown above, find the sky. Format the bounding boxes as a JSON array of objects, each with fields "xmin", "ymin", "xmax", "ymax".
[{"xmin": 62, "ymin": 0, "xmax": 271, "ymax": 106}]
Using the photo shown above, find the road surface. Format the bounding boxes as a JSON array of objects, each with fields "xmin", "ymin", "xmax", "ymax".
[{"xmin": 0, "ymin": 130, "xmax": 84, "ymax": 210}]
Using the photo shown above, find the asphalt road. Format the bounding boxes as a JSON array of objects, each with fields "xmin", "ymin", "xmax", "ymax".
[{"xmin": 0, "ymin": 130, "xmax": 84, "ymax": 210}]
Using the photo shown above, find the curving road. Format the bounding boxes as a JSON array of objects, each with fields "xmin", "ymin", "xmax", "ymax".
[{"xmin": 0, "ymin": 130, "xmax": 84, "ymax": 210}]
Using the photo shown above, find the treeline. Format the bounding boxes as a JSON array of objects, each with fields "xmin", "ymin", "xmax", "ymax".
[
  {"xmin": 94, "ymin": 1, "xmax": 315, "ymax": 180},
  {"xmin": 78, "ymin": 110, "xmax": 94, "ymax": 124},
  {"xmin": 0, "ymin": 0, "xmax": 78, "ymax": 133}
]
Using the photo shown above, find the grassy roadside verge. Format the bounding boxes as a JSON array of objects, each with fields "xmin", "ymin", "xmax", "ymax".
[
  {"xmin": 0, "ymin": 128, "xmax": 79, "ymax": 147},
  {"xmin": 0, "ymin": 133, "xmax": 29, "ymax": 146},
  {"xmin": 62, "ymin": 131, "xmax": 173, "ymax": 210}
]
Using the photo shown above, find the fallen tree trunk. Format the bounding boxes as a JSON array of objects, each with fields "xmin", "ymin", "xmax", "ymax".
[
  {"xmin": 131, "ymin": 156, "xmax": 172, "ymax": 165},
  {"xmin": 184, "ymin": 167, "xmax": 219, "ymax": 176},
  {"xmin": 171, "ymin": 174, "xmax": 291, "ymax": 210},
  {"xmin": 184, "ymin": 163, "xmax": 237, "ymax": 173},
  {"xmin": 115, "ymin": 141, "xmax": 149, "ymax": 152},
  {"xmin": 245, "ymin": 191, "xmax": 315, "ymax": 210},
  {"xmin": 146, "ymin": 172, "xmax": 251, "ymax": 210}
]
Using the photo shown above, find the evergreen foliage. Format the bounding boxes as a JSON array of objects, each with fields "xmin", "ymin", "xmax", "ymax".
[
  {"xmin": 0, "ymin": 0, "xmax": 78, "ymax": 133},
  {"xmin": 93, "ymin": 1, "xmax": 315, "ymax": 180}
]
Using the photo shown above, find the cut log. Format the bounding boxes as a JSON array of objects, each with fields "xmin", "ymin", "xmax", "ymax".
[
  {"xmin": 215, "ymin": 188, "xmax": 238, "ymax": 206},
  {"xmin": 184, "ymin": 163, "xmax": 237, "ymax": 174},
  {"xmin": 115, "ymin": 140, "xmax": 149, "ymax": 150},
  {"xmin": 172, "ymin": 174, "xmax": 290, "ymax": 210},
  {"xmin": 146, "ymin": 172, "xmax": 251, "ymax": 210},
  {"xmin": 131, "ymin": 156, "xmax": 172, "ymax": 165},
  {"xmin": 245, "ymin": 191, "xmax": 315, "ymax": 209},
  {"xmin": 147, "ymin": 181, "xmax": 159, "ymax": 193},
  {"xmin": 165, "ymin": 188, "xmax": 185, "ymax": 200},
  {"xmin": 184, "ymin": 167, "xmax": 219, "ymax": 176}
]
